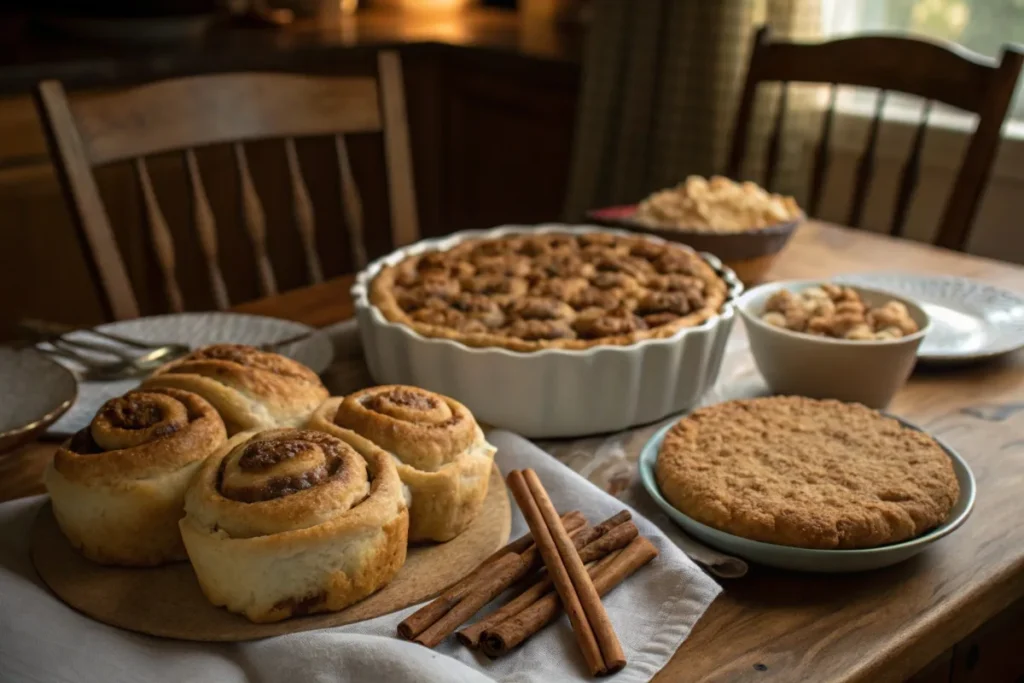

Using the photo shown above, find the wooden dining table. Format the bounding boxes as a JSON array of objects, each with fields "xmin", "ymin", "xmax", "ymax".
[{"xmin": 2, "ymin": 220, "xmax": 1022, "ymax": 683}]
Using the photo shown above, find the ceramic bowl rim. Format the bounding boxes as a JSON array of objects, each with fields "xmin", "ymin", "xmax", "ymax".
[
  {"xmin": 0, "ymin": 349, "xmax": 78, "ymax": 443},
  {"xmin": 736, "ymin": 279, "xmax": 933, "ymax": 348},
  {"xmin": 586, "ymin": 205, "xmax": 806, "ymax": 239},
  {"xmin": 638, "ymin": 416, "xmax": 976, "ymax": 559}
]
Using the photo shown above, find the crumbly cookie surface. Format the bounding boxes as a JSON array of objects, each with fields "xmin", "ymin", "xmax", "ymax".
[
  {"xmin": 655, "ymin": 396, "xmax": 960, "ymax": 549},
  {"xmin": 370, "ymin": 232, "xmax": 728, "ymax": 352}
]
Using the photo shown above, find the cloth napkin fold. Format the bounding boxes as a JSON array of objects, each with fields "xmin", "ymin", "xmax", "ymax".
[{"xmin": 0, "ymin": 432, "xmax": 720, "ymax": 683}]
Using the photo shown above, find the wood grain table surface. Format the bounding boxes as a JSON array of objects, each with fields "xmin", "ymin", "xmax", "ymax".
[{"xmin": 2, "ymin": 220, "xmax": 1022, "ymax": 682}]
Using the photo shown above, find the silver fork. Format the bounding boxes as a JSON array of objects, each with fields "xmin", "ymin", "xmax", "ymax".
[
  {"xmin": 51, "ymin": 334, "xmax": 189, "ymax": 363},
  {"xmin": 23, "ymin": 319, "xmax": 314, "ymax": 380},
  {"xmin": 40, "ymin": 340, "xmax": 185, "ymax": 380}
]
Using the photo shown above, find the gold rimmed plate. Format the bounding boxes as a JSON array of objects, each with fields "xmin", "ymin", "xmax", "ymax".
[{"xmin": 0, "ymin": 347, "xmax": 77, "ymax": 454}]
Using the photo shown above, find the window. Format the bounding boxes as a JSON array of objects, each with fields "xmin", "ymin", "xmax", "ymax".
[{"xmin": 820, "ymin": 0, "xmax": 1024, "ymax": 126}]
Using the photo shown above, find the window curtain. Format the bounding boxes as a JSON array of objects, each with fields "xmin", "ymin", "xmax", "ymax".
[{"xmin": 564, "ymin": 0, "xmax": 821, "ymax": 219}]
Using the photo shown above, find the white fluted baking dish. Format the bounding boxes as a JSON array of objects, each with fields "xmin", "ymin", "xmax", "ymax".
[{"xmin": 352, "ymin": 224, "xmax": 743, "ymax": 438}]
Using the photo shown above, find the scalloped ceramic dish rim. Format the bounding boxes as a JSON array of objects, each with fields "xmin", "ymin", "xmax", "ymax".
[
  {"xmin": 0, "ymin": 351, "xmax": 78, "ymax": 448},
  {"xmin": 586, "ymin": 206, "xmax": 806, "ymax": 238},
  {"xmin": 639, "ymin": 417, "xmax": 976, "ymax": 559},
  {"xmin": 351, "ymin": 223, "xmax": 744, "ymax": 359},
  {"xmin": 736, "ymin": 279, "xmax": 934, "ymax": 348}
]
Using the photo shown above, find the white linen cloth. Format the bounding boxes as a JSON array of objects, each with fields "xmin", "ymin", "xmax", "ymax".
[
  {"xmin": 0, "ymin": 431, "xmax": 721, "ymax": 683},
  {"xmin": 325, "ymin": 320, "xmax": 753, "ymax": 578}
]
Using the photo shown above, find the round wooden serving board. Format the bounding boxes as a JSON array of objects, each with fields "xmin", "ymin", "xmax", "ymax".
[{"xmin": 31, "ymin": 464, "xmax": 511, "ymax": 641}]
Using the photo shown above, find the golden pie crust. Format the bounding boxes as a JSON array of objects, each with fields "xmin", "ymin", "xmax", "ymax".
[
  {"xmin": 369, "ymin": 232, "xmax": 729, "ymax": 352},
  {"xmin": 655, "ymin": 396, "xmax": 960, "ymax": 549}
]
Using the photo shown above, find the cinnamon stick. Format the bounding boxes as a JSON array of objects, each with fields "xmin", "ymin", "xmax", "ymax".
[
  {"xmin": 516, "ymin": 510, "xmax": 630, "ymax": 570},
  {"xmin": 480, "ymin": 536, "xmax": 659, "ymax": 659},
  {"xmin": 414, "ymin": 551, "xmax": 525, "ymax": 648},
  {"xmin": 412, "ymin": 515, "xmax": 632, "ymax": 648},
  {"xmin": 457, "ymin": 521, "xmax": 639, "ymax": 648},
  {"xmin": 577, "ymin": 521, "xmax": 638, "ymax": 564},
  {"xmin": 486, "ymin": 510, "xmax": 587, "ymax": 566},
  {"xmin": 507, "ymin": 469, "xmax": 606, "ymax": 676},
  {"xmin": 523, "ymin": 469, "xmax": 626, "ymax": 675},
  {"xmin": 397, "ymin": 510, "xmax": 586, "ymax": 640}
]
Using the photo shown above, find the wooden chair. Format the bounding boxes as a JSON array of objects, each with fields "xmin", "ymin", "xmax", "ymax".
[
  {"xmin": 726, "ymin": 26, "xmax": 1024, "ymax": 251},
  {"xmin": 36, "ymin": 51, "xmax": 418, "ymax": 320}
]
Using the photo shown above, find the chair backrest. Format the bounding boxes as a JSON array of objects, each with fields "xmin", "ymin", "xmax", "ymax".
[
  {"xmin": 726, "ymin": 26, "xmax": 1024, "ymax": 251},
  {"xmin": 36, "ymin": 51, "xmax": 418, "ymax": 320}
]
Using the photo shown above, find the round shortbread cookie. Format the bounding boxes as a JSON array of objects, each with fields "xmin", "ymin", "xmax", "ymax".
[{"xmin": 655, "ymin": 396, "xmax": 960, "ymax": 549}]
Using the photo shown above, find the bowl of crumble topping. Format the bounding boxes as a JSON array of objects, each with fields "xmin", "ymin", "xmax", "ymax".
[
  {"xmin": 352, "ymin": 224, "xmax": 743, "ymax": 438},
  {"xmin": 587, "ymin": 176, "xmax": 803, "ymax": 285},
  {"xmin": 736, "ymin": 281, "xmax": 931, "ymax": 408}
]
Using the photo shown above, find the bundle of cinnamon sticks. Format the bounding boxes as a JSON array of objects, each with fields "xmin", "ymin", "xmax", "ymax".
[{"xmin": 398, "ymin": 468, "xmax": 659, "ymax": 677}]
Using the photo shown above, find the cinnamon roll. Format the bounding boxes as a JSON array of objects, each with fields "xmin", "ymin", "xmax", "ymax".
[
  {"xmin": 142, "ymin": 344, "xmax": 329, "ymax": 435},
  {"xmin": 307, "ymin": 386, "xmax": 496, "ymax": 543},
  {"xmin": 44, "ymin": 388, "xmax": 227, "ymax": 566},
  {"xmin": 179, "ymin": 428, "xmax": 408, "ymax": 623}
]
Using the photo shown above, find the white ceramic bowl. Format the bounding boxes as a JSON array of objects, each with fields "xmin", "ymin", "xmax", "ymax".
[
  {"xmin": 639, "ymin": 419, "xmax": 975, "ymax": 573},
  {"xmin": 352, "ymin": 224, "xmax": 743, "ymax": 438},
  {"xmin": 736, "ymin": 280, "xmax": 931, "ymax": 409}
]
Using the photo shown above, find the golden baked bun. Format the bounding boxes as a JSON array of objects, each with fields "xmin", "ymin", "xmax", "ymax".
[
  {"xmin": 45, "ymin": 388, "xmax": 227, "ymax": 566},
  {"xmin": 179, "ymin": 428, "xmax": 408, "ymax": 623},
  {"xmin": 142, "ymin": 344, "xmax": 329, "ymax": 435},
  {"xmin": 308, "ymin": 386, "xmax": 496, "ymax": 543}
]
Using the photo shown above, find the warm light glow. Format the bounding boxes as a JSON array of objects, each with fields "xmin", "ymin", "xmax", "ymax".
[
  {"xmin": 407, "ymin": 0, "xmax": 471, "ymax": 9},
  {"xmin": 376, "ymin": 0, "xmax": 474, "ymax": 12},
  {"xmin": 396, "ymin": 17, "xmax": 470, "ymax": 42}
]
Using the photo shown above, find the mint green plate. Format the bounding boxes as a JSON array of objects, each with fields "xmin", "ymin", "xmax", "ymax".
[{"xmin": 638, "ymin": 417, "xmax": 976, "ymax": 572}]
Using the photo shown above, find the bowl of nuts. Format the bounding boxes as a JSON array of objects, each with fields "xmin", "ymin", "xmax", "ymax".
[
  {"xmin": 587, "ymin": 176, "xmax": 803, "ymax": 286},
  {"xmin": 735, "ymin": 281, "xmax": 931, "ymax": 408}
]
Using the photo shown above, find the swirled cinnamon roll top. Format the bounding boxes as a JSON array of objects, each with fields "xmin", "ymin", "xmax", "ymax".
[
  {"xmin": 151, "ymin": 344, "xmax": 324, "ymax": 394},
  {"xmin": 220, "ymin": 432, "xmax": 360, "ymax": 503},
  {"xmin": 370, "ymin": 232, "xmax": 728, "ymax": 351},
  {"xmin": 188, "ymin": 429, "xmax": 374, "ymax": 539},
  {"xmin": 142, "ymin": 344, "xmax": 329, "ymax": 434},
  {"xmin": 333, "ymin": 386, "xmax": 478, "ymax": 472},
  {"xmin": 179, "ymin": 426, "xmax": 408, "ymax": 622},
  {"xmin": 54, "ymin": 388, "xmax": 226, "ymax": 483}
]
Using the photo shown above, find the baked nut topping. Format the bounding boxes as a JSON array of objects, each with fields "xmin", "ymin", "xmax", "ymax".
[
  {"xmin": 760, "ymin": 285, "xmax": 920, "ymax": 341},
  {"xmin": 370, "ymin": 232, "xmax": 729, "ymax": 351},
  {"xmin": 574, "ymin": 306, "xmax": 647, "ymax": 339},
  {"xmin": 635, "ymin": 175, "xmax": 802, "ymax": 231}
]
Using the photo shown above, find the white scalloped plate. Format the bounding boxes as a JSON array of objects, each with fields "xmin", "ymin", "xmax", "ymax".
[
  {"xmin": 835, "ymin": 273, "xmax": 1024, "ymax": 363},
  {"xmin": 46, "ymin": 313, "xmax": 333, "ymax": 437}
]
